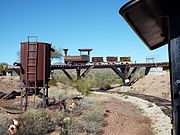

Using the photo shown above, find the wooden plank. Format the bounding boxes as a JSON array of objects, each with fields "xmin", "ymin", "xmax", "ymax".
[
  {"xmin": 128, "ymin": 67, "xmax": 140, "ymax": 85},
  {"xmin": 80, "ymin": 66, "xmax": 94, "ymax": 79},
  {"xmin": 61, "ymin": 68, "xmax": 73, "ymax": 81},
  {"xmin": 111, "ymin": 67, "xmax": 125, "ymax": 79}
]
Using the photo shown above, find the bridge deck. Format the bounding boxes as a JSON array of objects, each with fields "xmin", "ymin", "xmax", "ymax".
[{"xmin": 51, "ymin": 62, "xmax": 169, "ymax": 70}]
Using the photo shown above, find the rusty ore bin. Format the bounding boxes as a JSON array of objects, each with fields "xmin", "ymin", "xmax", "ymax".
[
  {"xmin": 92, "ymin": 57, "xmax": 104, "ymax": 63},
  {"xmin": 106, "ymin": 57, "xmax": 118, "ymax": 62},
  {"xmin": 20, "ymin": 42, "xmax": 51, "ymax": 87}
]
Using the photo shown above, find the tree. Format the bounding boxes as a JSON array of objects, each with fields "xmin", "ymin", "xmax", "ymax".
[
  {"xmin": 0, "ymin": 63, "xmax": 8, "ymax": 75},
  {"xmin": 51, "ymin": 46, "xmax": 63, "ymax": 62},
  {"xmin": 16, "ymin": 46, "xmax": 63, "ymax": 63}
]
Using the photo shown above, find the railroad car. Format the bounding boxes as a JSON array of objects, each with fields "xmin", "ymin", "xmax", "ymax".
[
  {"xmin": 63, "ymin": 49, "xmax": 93, "ymax": 65},
  {"xmin": 106, "ymin": 56, "xmax": 118, "ymax": 62},
  {"xmin": 92, "ymin": 57, "xmax": 104, "ymax": 63},
  {"xmin": 120, "ymin": 57, "xmax": 131, "ymax": 63}
]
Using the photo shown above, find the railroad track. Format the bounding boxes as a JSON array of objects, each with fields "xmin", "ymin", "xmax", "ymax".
[{"xmin": 106, "ymin": 91, "xmax": 172, "ymax": 118}]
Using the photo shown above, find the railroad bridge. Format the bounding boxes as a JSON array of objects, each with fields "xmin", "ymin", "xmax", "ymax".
[
  {"xmin": 8, "ymin": 62, "xmax": 169, "ymax": 86},
  {"xmin": 51, "ymin": 62, "xmax": 169, "ymax": 86}
]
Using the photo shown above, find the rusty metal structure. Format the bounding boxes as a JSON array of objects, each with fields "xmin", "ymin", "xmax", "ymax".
[
  {"xmin": 120, "ymin": 57, "xmax": 131, "ymax": 63},
  {"xmin": 106, "ymin": 57, "xmax": 118, "ymax": 62},
  {"xmin": 119, "ymin": 0, "xmax": 180, "ymax": 134},
  {"xmin": 92, "ymin": 57, "xmax": 104, "ymax": 63},
  {"xmin": 63, "ymin": 49, "xmax": 93, "ymax": 65},
  {"xmin": 15, "ymin": 36, "xmax": 53, "ymax": 111}
]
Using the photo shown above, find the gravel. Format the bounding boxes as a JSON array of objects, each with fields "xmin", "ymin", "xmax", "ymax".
[{"xmin": 93, "ymin": 92, "xmax": 172, "ymax": 135}]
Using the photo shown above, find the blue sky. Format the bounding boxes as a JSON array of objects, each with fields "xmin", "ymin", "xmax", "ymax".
[{"xmin": 0, "ymin": 0, "xmax": 169, "ymax": 65}]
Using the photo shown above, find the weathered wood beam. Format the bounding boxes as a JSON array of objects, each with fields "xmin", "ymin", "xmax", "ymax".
[
  {"xmin": 111, "ymin": 67, "xmax": 125, "ymax": 79},
  {"xmin": 61, "ymin": 68, "xmax": 73, "ymax": 81},
  {"xmin": 128, "ymin": 67, "xmax": 140, "ymax": 85},
  {"xmin": 80, "ymin": 65, "xmax": 94, "ymax": 79},
  {"xmin": 145, "ymin": 67, "xmax": 151, "ymax": 75},
  {"xmin": 76, "ymin": 67, "xmax": 81, "ymax": 80}
]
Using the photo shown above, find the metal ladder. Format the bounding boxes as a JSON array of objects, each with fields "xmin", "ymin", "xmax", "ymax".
[{"xmin": 25, "ymin": 36, "xmax": 38, "ymax": 110}]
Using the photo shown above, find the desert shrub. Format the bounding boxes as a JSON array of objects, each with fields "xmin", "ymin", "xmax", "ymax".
[
  {"xmin": 0, "ymin": 114, "xmax": 11, "ymax": 134},
  {"xmin": 80, "ymin": 106, "xmax": 106, "ymax": 134},
  {"xmin": 72, "ymin": 79, "xmax": 91, "ymax": 95},
  {"xmin": 19, "ymin": 110, "xmax": 55, "ymax": 135},
  {"xmin": 0, "ymin": 62, "xmax": 8, "ymax": 75},
  {"xmin": 87, "ymin": 70, "xmax": 123, "ymax": 88},
  {"xmin": 49, "ymin": 76, "xmax": 58, "ymax": 86},
  {"xmin": 65, "ymin": 118, "xmax": 80, "ymax": 135}
]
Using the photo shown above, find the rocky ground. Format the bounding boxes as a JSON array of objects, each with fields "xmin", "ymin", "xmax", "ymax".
[{"xmin": 0, "ymin": 72, "xmax": 172, "ymax": 135}]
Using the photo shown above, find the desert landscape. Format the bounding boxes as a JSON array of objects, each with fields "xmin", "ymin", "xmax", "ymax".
[{"xmin": 0, "ymin": 69, "xmax": 172, "ymax": 135}]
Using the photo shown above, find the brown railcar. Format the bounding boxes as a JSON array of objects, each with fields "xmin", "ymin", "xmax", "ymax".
[
  {"xmin": 106, "ymin": 57, "xmax": 118, "ymax": 62},
  {"xmin": 120, "ymin": 57, "xmax": 131, "ymax": 63},
  {"xmin": 64, "ymin": 55, "xmax": 90, "ymax": 65},
  {"xmin": 63, "ymin": 49, "xmax": 92, "ymax": 65},
  {"xmin": 20, "ymin": 42, "xmax": 52, "ymax": 87},
  {"xmin": 92, "ymin": 57, "xmax": 104, "ymax": 63}
]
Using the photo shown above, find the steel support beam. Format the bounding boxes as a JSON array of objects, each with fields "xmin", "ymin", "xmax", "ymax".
[
  {"xmin": 61, "ymin": 68, "xmax": 73, "ymax": 81},
  {"xmin": 168, "ymin": 13, "xmax": 180, "ymax": 135}
]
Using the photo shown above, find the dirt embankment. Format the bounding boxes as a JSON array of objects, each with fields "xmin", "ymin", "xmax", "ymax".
[
  {"xmin": 0, "ymin": 76, "xmax": 20, "ymax": 93},
  {"xmin": 130, "ymin": 72, "xmax": 171, "ymax": 100}
]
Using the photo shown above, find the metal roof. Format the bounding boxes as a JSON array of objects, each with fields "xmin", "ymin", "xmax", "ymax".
[
  {"xmin": 119, "ymin": 0, "xmax": 172, "ymax": 50},
  {"xmin": 78, "ymin": 49, "xmax": 93, "ymax": 51}
]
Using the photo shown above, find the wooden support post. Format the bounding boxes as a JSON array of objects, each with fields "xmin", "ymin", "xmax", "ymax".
[
  {"xmin": 46, "ymin": 85, "xmax": 49, "ymax": 107},
  {"xmin": 145, "ymin": 67, "xmax": 151, "ymax": 75},
  {"xmin": 76, "ymin": 67, "xmax": 81, "ymax": 80},
  {"xmin": 128, "ymin": 67, "xmax": 140, "ymax": 85},
  {"xmin": 61, "ymin": 68, "xmax": 73, "ymax": 81},
  {"xmin": 111, "ymin": 66, "xmax": 125, "ymax": 79},
  {"xmin": 120, "ymin": 66, "xmax": 130, "ymax": 86},
  {"xmin": 79, "ymin": 66, "xmax": 94, "ymax": 79},
  {"xmin": 43, "ymin": 88, "xmax": 46, "ymax": 108},
  {"xmin": 168, "ymin": 13, "xmax": 180, "ymax": 135},
  {"xmin": 25, "ymin": 88, "xmax": 28, "ymax": 111},
  {"xmin": 20, "ymin": 88, "xmax": 23, "ymax": 111}
]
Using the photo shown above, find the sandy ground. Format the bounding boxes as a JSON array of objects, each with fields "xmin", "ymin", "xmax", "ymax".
[
  {"xmin": 94, "ymin": 92, "xmax": 172, "ymax": 135},
  {"xmin": 130, "ymin": 72, "xmax": 171, "ymax": 100},
  {"xmin": 103, "ymin": 98, "xmax": 152, "ymax": 135},
  {"xmin": 0, "ymin": 76, "xmax": 20, "ymax": 92}
]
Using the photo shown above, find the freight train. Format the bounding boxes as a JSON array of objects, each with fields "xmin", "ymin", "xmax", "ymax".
[{"xmin": 63, "ymin": 49, "xmax": 132, "ymax": 65}]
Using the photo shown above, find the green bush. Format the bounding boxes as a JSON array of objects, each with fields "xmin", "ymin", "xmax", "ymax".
[
  {"xmin": 72, "ymin": 79, "xmax": 91, "ymax": 95},
  {"xmin": 0, "ymin": 63, "xmax": 8, "ymax": 75},
  {"xmin": 48, "ymin": 76, "xmax": 58, "ymax": 86},
  {"xmin": 80, "ymin": 106, "xmax": 106, "ymax": 134},
  {"xmin": 0, "ymin": 114, "xmax": 11, "ymax": 135},
  {"xmin": 65, "ymin": 118, "xmax": 80, "ymax": 135},
  {"xmin": 19, "ymin": 110, "xmax": 55, "ymax": 135}
]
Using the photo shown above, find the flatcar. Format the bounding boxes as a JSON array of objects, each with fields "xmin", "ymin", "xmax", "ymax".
[{"xmin": 63, "ymin": 49, "xmax": 92, "ymax": 65}]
